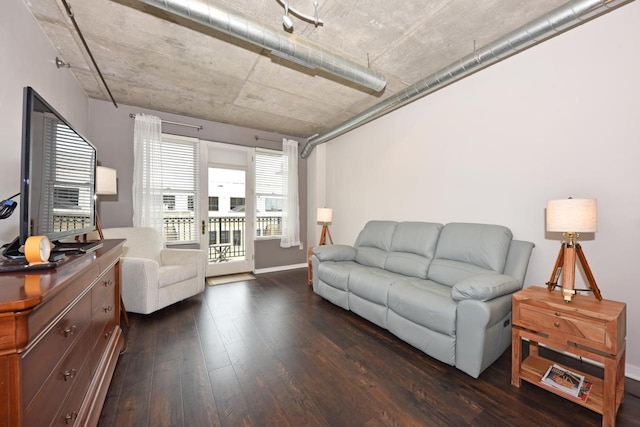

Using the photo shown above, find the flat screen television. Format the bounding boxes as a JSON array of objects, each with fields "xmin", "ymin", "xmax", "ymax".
[{"xmin": 4, "ymin": 87, "xmax": 97, "ymax": 259}]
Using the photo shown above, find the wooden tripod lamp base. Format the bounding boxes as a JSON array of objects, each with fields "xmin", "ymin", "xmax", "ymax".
[
  {"xmin": 546, "ymin": 241, "xmax": 602, "ymax": 302},
  {"xmin": 319, "ymin": 224, "xmax": 333, "ymax": 246}
]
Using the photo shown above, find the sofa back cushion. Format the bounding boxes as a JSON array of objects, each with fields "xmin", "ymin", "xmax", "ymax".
[
  {"xmin": 384, "ymin": 222, "xmax": 443, "ymax": 279},
  {"xmin": 428, "ymin": 223, "xmax": 513, "ymax": 286},
  {"xmin": 354, "ymin": 221, "xmax": 398, "ymax": 268}
]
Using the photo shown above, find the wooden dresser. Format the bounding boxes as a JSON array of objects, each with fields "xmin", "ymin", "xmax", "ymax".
[
  {"xmin": 0, "ymin": 239, "xmax": 125, "ymax": 426},
  {"xmin": 511, "ymin": 286, "xmax": 626, "ymax": 427}
]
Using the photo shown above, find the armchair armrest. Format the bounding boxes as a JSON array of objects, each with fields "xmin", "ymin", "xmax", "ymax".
[
  {"xmin": 451, "ymin": 273, "xmax": 521, "ymax": 302},
  {"xmin": 161, "ymin": 248, "xmax": 206, "ymax": 266},
  {"xmin": 313, "ymin": 244, "xmax": 356, "ymax": 262}
]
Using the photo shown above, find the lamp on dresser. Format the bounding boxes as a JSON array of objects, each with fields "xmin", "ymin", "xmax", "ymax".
[{"xmin": 545, "ymin": 197, "xmax": 602, "ymax": 302}]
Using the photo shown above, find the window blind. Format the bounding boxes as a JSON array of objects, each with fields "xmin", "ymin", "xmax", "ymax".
[
  {"xmin": 255, "ymin": 148, "xmax": 287, "ymax": 237},
  {"xmin": 158, "ymin": 134, "xmax": 199, "ymax": 243}
]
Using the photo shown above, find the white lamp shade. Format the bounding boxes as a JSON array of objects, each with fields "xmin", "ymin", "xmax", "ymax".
[
  {"xmin": 96, "ymin": 166, "xmax": 118, "ymax": 195},
  {"xmin": 317, "ymin": 208, "xmax": 333, "ymax": 223},
  {"xmin": 546, "ymin": 198, "xmax": 597, "ymax": 233}
]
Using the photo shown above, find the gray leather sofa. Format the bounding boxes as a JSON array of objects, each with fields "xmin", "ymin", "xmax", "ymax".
[{"xmin": 311, "ymin": 221, "xmax": 534, "ymax": 378}]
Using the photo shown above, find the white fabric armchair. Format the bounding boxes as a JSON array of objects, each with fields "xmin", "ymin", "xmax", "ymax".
[{"xmin": 101, "ymin": 227, "xmax": 206, "ymax": 315}]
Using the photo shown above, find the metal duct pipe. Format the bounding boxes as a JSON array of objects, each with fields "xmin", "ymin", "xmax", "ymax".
[
  {"xmin": 138, "ymin": 0, "xmax": 386, "ymax": 92},
  {"xmin": 300, "ymin": 0, "xmax": 632, "ymax": 158}
]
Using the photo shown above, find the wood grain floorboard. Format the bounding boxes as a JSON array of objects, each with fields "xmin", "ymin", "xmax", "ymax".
[{"xmin": 99, "ymin": 268, "xmax": 640, "ymax": 427}]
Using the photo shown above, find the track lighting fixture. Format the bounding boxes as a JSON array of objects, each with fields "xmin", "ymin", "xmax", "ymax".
[
  {"xmin": 55, "ymin": 57, "xmax": 70, "ymax": 69},
  {"xmin": 283, "ymin": 1, "xmax": 293, "ymax": 30},
  {"xmin": 277, "ymin": 0, "xmax": 323, "ymax": 31}
]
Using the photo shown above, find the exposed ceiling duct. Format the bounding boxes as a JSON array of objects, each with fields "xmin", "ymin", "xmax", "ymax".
[
  {"xmin": 137, "ymin": 0, "xmax": 386, "ymax": 93},
  {"xmin": 300, "ymin": 0, "xmax": 632, "ymax": 159}
]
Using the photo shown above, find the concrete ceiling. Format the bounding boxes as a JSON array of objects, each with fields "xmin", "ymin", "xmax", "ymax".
[{"xmin": 25, "ymin": 0, "xmax": 567, "ymax": 138}]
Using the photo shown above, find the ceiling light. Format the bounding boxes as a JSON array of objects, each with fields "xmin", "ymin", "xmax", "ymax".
[
  {"xmin": 277, "ymin": 0, "xmax": 324, "ymax": 30},
  {"xmin": 283, "ymin": 1, "xmax": 294, "ymax": 30}
]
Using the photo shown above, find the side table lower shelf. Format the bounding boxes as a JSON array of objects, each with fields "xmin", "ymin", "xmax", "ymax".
[{"xmin": 511, "ymin": 286, "xmax": 626, "ymax": 427}]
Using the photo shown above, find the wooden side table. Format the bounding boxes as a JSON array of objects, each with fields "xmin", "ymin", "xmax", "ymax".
[
  {"xmin": 307, "ymin": 246, "xmax": 314, "ymax": 285},
  {"xmin": 511, "ymin": 286, "xmax": 626, "ymax": 427}
]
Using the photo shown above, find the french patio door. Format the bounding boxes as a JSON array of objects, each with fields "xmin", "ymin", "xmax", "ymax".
[{"xmin": 199, "ymin": 141, "xmax": 255, "ymax": 277}]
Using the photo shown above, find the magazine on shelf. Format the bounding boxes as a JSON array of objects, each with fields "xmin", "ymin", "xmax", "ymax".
[
  {"xmin": 578, "ymin": 379, "xmax": 593, "ymax": 402},
  {"xmin": 541, "ymin": 364, "xmax": 585, "ymax": 397}
]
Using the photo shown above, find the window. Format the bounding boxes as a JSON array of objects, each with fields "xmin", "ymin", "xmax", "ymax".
[
  {"xmin": 163, "ymin": 195, "xmax": 176, "ymax": 211},
  {"xmin": 265, "ymin": 197, "xmax": 282, "ymax": 212},
  {"xmin": 208, "ymin": 196, "xmax": 219, "ymax": 211},
  {"xmin": 255, "ymin": 149, "xmax": 286, "ymax": 237},
  {"xmin": 158, "ymin": 135, "xmax": 199, "ymax": 243},
  {"xmin": 230, "ymin": 197, "xmax": 245, "ymax": 211}
]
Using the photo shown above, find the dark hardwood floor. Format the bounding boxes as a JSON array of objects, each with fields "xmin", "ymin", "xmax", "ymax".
[{"xmin": 99, "ymin": 268, "xmax": 640, "ymax": 427}]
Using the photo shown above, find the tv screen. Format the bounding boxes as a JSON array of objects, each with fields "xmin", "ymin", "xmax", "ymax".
[{"xmin": 20, "ymin": 87, "xmax": 97, "ymax": 246}]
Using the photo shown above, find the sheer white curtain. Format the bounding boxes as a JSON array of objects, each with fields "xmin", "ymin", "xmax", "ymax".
[
  {"xmin": 280, "ymin": 139, "xmax": 301, "ymax": 248},
  {"xmin": 132, "ymin": 114, "xmax": 164, "ymax": 236}
]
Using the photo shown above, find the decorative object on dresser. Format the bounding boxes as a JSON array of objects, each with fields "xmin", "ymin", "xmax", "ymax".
[
  {"xmin": 545, "ymin": 197, "xmax": 602, "ymax": 302},
  {"xmin": 511, "ymin": 286, "xmax": 626, "ymax": 427},
  {"xmin": 0, "ymin": 239, "xmax": 125, "ymax": 426},
  {"xmin": 95, "ymin": 166, "xmax": 118, "ymax": 241}
]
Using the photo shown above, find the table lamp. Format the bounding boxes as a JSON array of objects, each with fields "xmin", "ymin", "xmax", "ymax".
[
  {"xmin": 95, "ymin": 166, "xmax": 117, "ymax": 240},
  {"xmin": 546, "ymin": 197, "xmax": 602, "ymax": 302},
  {"xmin": 317, "ymin": 207, "xmax": 333, "ymax": 245}
]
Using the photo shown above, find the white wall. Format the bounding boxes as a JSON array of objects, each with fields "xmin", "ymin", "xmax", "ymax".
[
  {"xmin": 0, "ymin": 0, "xmax": 89, "ymax": 244},
  {"xmin": 309, "ymin": 3, "xmax": 640, "ymax": 378}
]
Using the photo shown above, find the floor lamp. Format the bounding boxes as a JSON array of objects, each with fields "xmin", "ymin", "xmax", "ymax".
[
  {"xmin": 96, "ymin": 166, "xmax": 128, "ymax": 327},
  {"xmin": 545, "ymin": 198, "xmax": 602, "ymax": 302},
  {"xmin": 95, "ymin": 166, "xmax": 118, "ymax": 240},
  {"xmin": 317, "ymin": 208, "xmax": 333, "ymax": 245}
]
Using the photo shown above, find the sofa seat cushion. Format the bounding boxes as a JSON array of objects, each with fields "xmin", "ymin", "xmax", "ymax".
[
  {"xmin": 427, "ymin": 259, "xmax": 496, "ymax": 288},
  {"xmin": 388, "ymin": 279, "xmax": 457, "ymax": 336},
  {"xmin": 318, "ymin": 261, "xmax": 363, "ymax": 291},
  {"xmin": 348, "ymin": 268, "xmax": 405, "ymax": 305},
  {"xmin": 159, "ymin": 263, "xmax": 197, "ymax": 288}
]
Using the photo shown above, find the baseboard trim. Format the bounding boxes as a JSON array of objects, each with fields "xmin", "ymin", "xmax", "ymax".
[{"xmin": 254, "ymin": 263, "xmax": 307, "ymax": 275}]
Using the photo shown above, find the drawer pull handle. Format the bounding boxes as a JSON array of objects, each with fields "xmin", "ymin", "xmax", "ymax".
[
  {"xmin": 63, "ymin": 369, "xmax": 76, "ymax": 381},
  {"xmin": 103, "ymin": 306, "xmax": 113, "ymax": 313},
  {"xmin": 554, "ymin": 321, "xmax": 560, "ymax": 328},
  {"xmin": 63, "ymin": 325, "xmax": 77, "ymax": 337},
  {"xmin": 555, "ymin": 311, "xmax": 561, "ymax": 317},
  {"xmin": 103, "ymin": 279, "xmax": 113, "ymax": 287},
  {"xmin": 65, "ymin": 412, "xmax": 78, "ymax": 424}
]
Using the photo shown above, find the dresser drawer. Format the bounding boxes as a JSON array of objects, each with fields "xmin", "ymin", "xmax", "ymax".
[
  {"xmin": 51, "ymin": 363, "xmax": 91, "ymax": 427},
  {"xmin": 518, "ymin": 304, "xmax": 607, "ymax": 346},
  {"xmin": 92, "ymin": 267, "xmax": 117, "ymax": 314},
  {"xmin": 21, "ymin": 291, "xmax": 92, "ymax": 407},
  {"xmin": 90, "ymin": 280, "xmax": 118, "ymax": 375},
  {"xmin": 23, "ymin": 326, "xmax": 92, "ymax": 427}
]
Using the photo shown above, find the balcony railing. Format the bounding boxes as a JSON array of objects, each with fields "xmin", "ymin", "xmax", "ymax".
[{"xmin": 163, "ymin": 215, "xmax": 281, "ymax": 262}]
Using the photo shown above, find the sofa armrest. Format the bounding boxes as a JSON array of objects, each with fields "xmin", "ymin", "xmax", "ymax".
[
  {"xmin": 313, "ymin": 244, "xmax": 356, "ymax": 262},
  {"xmin": 451, "ymin": 273, "xmax": 521, "ymax": 302}
]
